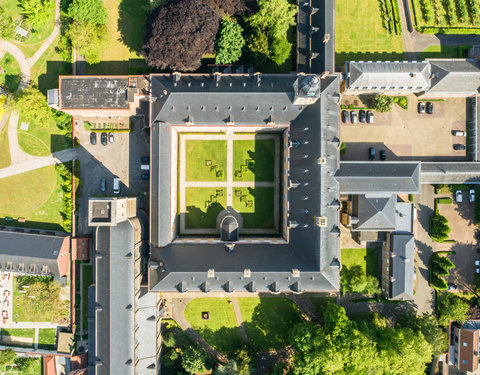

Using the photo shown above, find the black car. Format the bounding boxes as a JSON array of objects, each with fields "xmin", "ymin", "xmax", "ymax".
[
  {"xmin": 359, "ymin": 110, "xmax": 366, "ymax": 123},
  {"xmin": 418, "ymin": 102, "xmax": 426, "ymax": 114},
  {"xmin": 141, "ymin": 173, "xmax": 150, "ymax": 180},
  {"xmin": 101, "ymin": 132, "xmax": 107, "ymax": 146},
  {"xmin": 369, "ymin": 147, "xmax": 375, "ymax": 161},
  {"xmin": 453, "ymin": 144, "xmax": 466, "ymax": 150},
  {"xmin": 426, "ymin": 102, "xmax": 433, "ymax": 114},
  {"xmin": 341, "ymin": 110, "xmax": 349, "ymax": 124},
  {"xmin": 141, "ymin": 156, "xmax": 150, "ymax": 163},
  {"xmin": 90, "ymin": 132, "xmax": 97, "ymax": 145},
  {"xmin": 380, "ymin": 150, "xmax": 386, "ymax": 161},
  {"xmin": 366, "ymin": 110, "xmax": 374, "ymax": 124}
]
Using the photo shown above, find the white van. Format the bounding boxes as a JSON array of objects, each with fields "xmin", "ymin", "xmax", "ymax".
[
  {"xmin": 141, "ymin": 164, "xmax": 150, "ymax": 171},
  {"xmin": 453, "ymin": 130, "xmax": 466, "ymax": 136},
  {"xmin": 113, "ymin": 178, "xmax": 120, "ymax": 194}
]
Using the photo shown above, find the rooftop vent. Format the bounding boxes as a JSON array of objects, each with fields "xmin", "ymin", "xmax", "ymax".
[
  {"xmin": 316, "ymin": 217, "xmax": 327, "ymax": 227},
  {"xmin": 317, "ymin": 157, "xmax": 327, "ymax": 164},
  {"xmin": 207, "ymin": 269, "xmax": 215, "ymax": 278},
  {"xmin": 244, "ymin": 269, "xmax": 251, "ymax": 278},
  {"xmin": 292, "ymin": 269, "xmax": 300, "ymax": 278}
]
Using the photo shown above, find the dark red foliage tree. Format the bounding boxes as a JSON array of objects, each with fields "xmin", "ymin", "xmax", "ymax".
[
  {"xmin": 143, "ymin": 0, "xmax": 220, "ymax": 71},
  {"xmin": 202, "ymin": 0, "xmax": 256, "ymax": 16}
]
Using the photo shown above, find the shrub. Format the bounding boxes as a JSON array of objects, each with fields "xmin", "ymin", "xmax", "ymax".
[
  {"xmin": 393, "ymin": 96, "xmax": 408, "ymax": 109},
  {"xmin": 437, "ymin": 197, "xmax": 453, "ymax": 204},
  {"xmin": 371, "ymin": 94, "xmax": 394, "ymax": 113},
  {"xmin": 340, "ymin": 142, "xmax": 347, "ymax": 155}
]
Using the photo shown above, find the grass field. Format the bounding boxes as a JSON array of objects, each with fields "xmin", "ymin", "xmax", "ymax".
[
  {"xmin": 341, "ymin": 248, "xmax": 379, "ymax": 277},
  {"xmin": 418, "ymin": 45, "xmax": 458, "ymax": 59},
  {"xmin": 0, "ymin": 126, "xmax": 11, "ymax": 169},
  {"xmin": 38, "ymin": 328, "xmax": 56, "ymax": 350},
  {"xmin": 232, "ymin": 187, "xmax": 275, "ymax": 229},
  {"xmin": 185, "ymin": 140, "xmax": 227, "ymax": 182},
  {"xmin": 184, "ymin": 298, "xmax": 242, "ymax": 353},
  {"xmin": 238, "ymin": 297, "xmax": 302, "ymax": 351},
  {"xmin": 232, "ymin": 139, "xmax": 276, "ymax": 182},
  {"xmin": 335, "ymin": 0, "xmax": 405, "ymax": 65},
  {"xmin": 185, "ymin": 187, "xmax": 226, "ymax": 229},
  {"xmin": 0, "ymin": 53, "xmax": 21, "ymax": 92},
  {"xmin": 0, "ymin": 166, "xmax": 65, "ymax": 230},
  {"xmin": 18, "ymin": 116, "xmax": 71, "ymax": 156}
]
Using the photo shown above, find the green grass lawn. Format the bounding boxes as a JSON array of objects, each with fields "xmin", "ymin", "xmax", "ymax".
[
  {"xmin": 185, "ymin": 140, "xmax": 227, "ymax": 182},
  {"xmin": 38, "ymin": 328, "xmax": 56, "ymax": 350},
  {"xmin": 418, "ymin": 45, "xmax": 459, "ymax": 60},
  {"xmin": 238, "ymin": 297, "xmax": 302, "ymax": 351},
  {"xmin": 335, "ymin": 0, "xmax": 405, "ymax": 65},
  {"xmin": 0, "ymin": 358, "xmax": 42, "ymax": 375},
  {"xmin": 0, "ymin": 328, "xmax": 34, "ymax": 348},
  {"xmin": 0, "ymin": 165, "xmax": 65, "ymax": 230},
  {"xmin": 232, "ymin": 139, "xmax": 276, "ymax": 182},
  {"xmin": 341, "ymin": 248, "xmax": 379, "ymax": 277},
  {"xmin": 185, "ymin": 187, "xmax": 226, "ymax": 229},
  {"xmin": 0, "ymin": 126, "xmax": 11, "ymax": 169},
  {"xmin": 18, "ymin": 116, "xmax": 71, "ymax": 157},
  {"xmin": 184, "ymin": 298, "xmax": 242, "ymax": 353},
  {"xmin": 0, "ymin": 53, "xmax": 21, "ymax": 92},
  {"xmin": 82, "ymin": 265, "xmax": 93, "ymax": 330},
  {"xmin": 232, "ymin": 187, "xmax": 275, "ymax": 229}
]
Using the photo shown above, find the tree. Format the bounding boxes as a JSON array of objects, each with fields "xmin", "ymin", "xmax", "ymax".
[
  {"xmin": 233, "ymin": 347, "xmax": 251, "ymax": 375},
  {"xmin": 68, "ymin": 0, "xmax": 107, "ymax": 24},
  {"xmin": 341, "ymin": 265, "xmax": 380, "ymax": 295},
  {"xmin": 0, "ymin": 349, "xmax": 16, "ymax": 366},
  {"xmin": 215, "ymin": 19, "xmax": 245, "ymax": 64},
  {"xmin": 438, "ymin": 292, "xmax": 470, "ymax": 326},
  {"xmin": 247, "ymin": 0, "xmax": 297, "ymax": 40},
  {"xmin": 214, "ymin": 360, "xmax": 238, "ymax": 375},
  {"xmin": 431, "ymin": 274, "xmax": 448, "ymax": 290},
  {"xmin": 430, "ymin": 214, "xmax": 451, "ymax": 242},
  {"xmin": 143, "ymin": 0, "xmax": 220, "ymax": 71},
  {"xmin": 68, "ymin": 21, "xmax": 108, "ymax": 64},
  {"xmin": 270, "ymin": 36, "xmax": 291, "ymax": 65},
  {"xmin": 371, "ymin": 94, "xmax": 394, "ymax": 113},
  {"xmin": 13, "ymin": 86, "xmax": 53, "ymax": 126},
  {"xmin": 203, "ymin": 0, "xmax": 252, "ymax": 16},
  {"xmin": 247, "ymin": 29, "xmax": 270, "ymax": 63},
  {"xmin": 181, "ymin": 347, "xmax": 205, "ymax": 374},
  {"xmin": 19, "ymin": 0, "xmax": 55, "ymax": 29},
  {"xmin": 14, "ymin": 357, "xmax": 37, "ymax": 372},
  {"xmin": 0, "ymin": 6, "xmax": 15, "ymax": 40}
]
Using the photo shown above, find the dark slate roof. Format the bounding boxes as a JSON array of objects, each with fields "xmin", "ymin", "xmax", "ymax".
[
  {"xmin": 353, "ymin": 195, "xmax": 396, "ymax": 231},
  {"xmin": 93, "ymin": 221, "xmax": 135, "ymax": 375},
  {"xmin": 421, "ymin": 162, "xmax": 480, "ymax": 184},
  {"xmin": 347, "ymin": 61, "xmax": 430, "ymax": 90},
  {"xmin": 390, "ymin": 233, "xmax": 414, "ymax": 300},
  {"xmin": 150, "ymin": 74, "xmax": 305, "ymax": 125},
  {"xmin": 334, "ymin": 162, "xmax": 421, "ymax": 194},
  {"xmin": 149, "ymin": 74, "xmax": 341, "ymax": 293},
  {"xmin": 60, "ymin": 77, "xmax": 129, "ymax": 109},
  {"xmin": 429, "ymin": 59, "xmax": 480, "ymax": 94},
  {"xmin": 0, "ymin": 230, "xmax": 66, "ymax": 276}
]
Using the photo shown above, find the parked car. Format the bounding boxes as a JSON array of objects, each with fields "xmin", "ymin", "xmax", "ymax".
[
  {"xmin": 447, "ymin": 284, "xmax": 457, "ymax": 291},
  {"xmin": 475, "ymin": 260, "xmax": 480, "ymax": 266},
  {"xmin": 366, "ymin": 110, "xmax": 374, "ymax": 124},
  {"xmin": 90, "ymin": 132, "xmax": 97, "ymax": 145},
  {"xmin": 476, "ymin": 268, "xmax": 480, "ymax": 274},
  {"xmin": 453, "ymin": 144, "xmax": 466, "ymax": 150},
  {"xmin": 426, "ymin": 102, "xmax": 433, "ymax": 114},
  {"xmin": 350, "ymin": 111, "xmax": 358, "ymax": 124},
  {"xmin": 141, "ymin": 173, "xmax": 150, "ymax": 180},
  {"xmin": 341, "ymin": 110, "xmax": 349, "ymax": 124},
  {"xmin": 108, "ymin": 133, "xmax": 114, "ymax": 143},
  {"xmin": 380, "ymin": 150, "xmax": 386, "ymax": 161},
  {"xmin": 418, "ymin": 102, "xmax": 426, "ymax": 114},
  {"xmin": 359, "ymin": 110, "xmax": 366, "ymax": 123},
  {"xmin": 453, "ymin": 130, "xmax": 466, "ymax": 136},
  {"xmin": 100, "ymin": 178, "xmax": 106, "ymax": 192},
  {"xmin": 470, "ymin": 189, "xmax": 475, "ymax": 203},
  {"xmin": 369, "ymin": 147, "xmax": 375, "ymax": 161},
  {"xmin": 101, "ymin": 132, "xmax": 107, "ymax": 146},
  {"xmin": 141, "ymin": 156, "xmax": 150, "ymax": 163},
  {"xmin": 455, "ymin": 190, "xmax": 463, "ymax": 203}
]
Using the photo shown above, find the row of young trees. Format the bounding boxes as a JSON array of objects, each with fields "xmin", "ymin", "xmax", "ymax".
[
  {"xmin": 430, "ymin": 253, "xmax": 455, "ymax": 290},
  {"xmin": 418, "ymin": 0, "xmax": 480, "ymax": 26},
  {"xmin": 143, "ymin": 0, "xmax": 297, "ymax": 71}
]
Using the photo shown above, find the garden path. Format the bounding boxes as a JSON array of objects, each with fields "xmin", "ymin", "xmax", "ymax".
[{"xmin": 230, "ymin": 296, "xmax": 248, "ymax": 343}]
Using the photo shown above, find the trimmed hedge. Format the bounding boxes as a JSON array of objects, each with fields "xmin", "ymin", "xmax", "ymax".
[
  {"xmin": 429, "ymin": 214, "xmax": 451, "ymax": 242},
  {"xmin": 437, "ymin": 197, "xmax": 453, "ymax": 204},
  {"xmin": 416, "ymin": 26, "xmax": 480, "ymax": 34}
]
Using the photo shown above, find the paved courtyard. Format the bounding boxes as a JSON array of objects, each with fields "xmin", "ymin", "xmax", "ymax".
[{"xmin": 340, "ymin": 96, "xmax": 468, "ymax": 162}]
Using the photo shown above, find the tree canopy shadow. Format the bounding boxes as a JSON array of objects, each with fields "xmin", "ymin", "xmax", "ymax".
[{"xmin": 118, "ymin": 0, "xmax": 149, "ymax": 53}]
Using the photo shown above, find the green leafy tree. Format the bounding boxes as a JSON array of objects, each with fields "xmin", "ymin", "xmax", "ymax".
[
  {"xmin": 341, "ymin": 265, "xmax": 380, "ymax": 295},
  {"xmin": 438, "ymin": 292, "xmax": 470, "ymax": 326},
  {"xmin": 233, "ymin": 347, "xmax": 251, "ymax": 375},
  {"xmin": 430, "ymin": 214, "xmax": 451, "ymax": 242},
  {"xmin": 247, "ymin": 0, "xmax": 297, "ymax": 39},
  {"xmin": 214, "ymin": 360, "xmax": 238, "ymax": 375},
  {"xmin": 0, "ymin": 6, "xmax": 15, "ymax": 40},
  {"xmin": 0, "ymin": 349, "xmax": 16, "ymax": 366},
  {"xmin": 270, "ymin": 36, "xmax": 291, "ymax": 65},
  {"xmin": 19, "ymin": 0, "xmax": 55, "ymax": 29},
  {"xmin": 247, "ymin": 29, "xmax": 270, "ymax": 63},
  {"xmin": 13, "ymin": 86, "xmax": 53, "ymax": 126},
  {"xmin": 181, "ymin": 347, "xmax": 205, "ymax": 374},
  {"xmin": 68, "ymin": 21, "xmax": 108, "ymax": 64},
  {"xmin": 68, "ymin": 0, "xmax": 107, "ymax": 24},
  {"xmin": 371, "ymin": 94, "xmax": 394, "ymax": 113},
  {"xmin": 14, "ymin": 357, "xmax": 37, "ymax": 372},
  {"xmin": 215, "ymin": 19, "xmax": 245, "ymax": 64}
]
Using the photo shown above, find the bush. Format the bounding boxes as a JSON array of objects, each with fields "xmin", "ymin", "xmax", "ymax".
[
  {"xmin": 429, "ymin": 214, "xmax": 451, "ymax": 242},
  {"xmin": 437, "ymin": 197, "xmax": 453, "ymax": 204},
  {"xmin": 393, "ymin": 96, "xmax": 408, "ymax": 109},
  {"xmin": 340, "ymin": 142, "xmax": 347, "ymax": 155},
  {"xmin": 371, "ymin": 94, "xmax": 394, "ymax": 113}
]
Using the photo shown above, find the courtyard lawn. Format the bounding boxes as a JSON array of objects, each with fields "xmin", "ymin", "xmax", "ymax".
[
  {"xmin": 185, "ymin": 140, "xmax": 227, "ymax": 182},
  {"xmin": 0, "ymin": 126, "xmax": 11, "ymax": 169},
  {"xmin": 232, "ymin": 187, "xmax": 275, "ymax": 229},
  {"xmin": 232, "ymin": 139, "xmax": 276, "ymax": 182},
  {"xmin": 0, "ymin": 165, "xmax": 65, "ymax": 231},
  {"xmin": 38, "ymin": 328, "xmax": 56, "ymax": 350},
  {"xmin": 335, "ymin": 0, "xmax": 405, "ymax": 65},
  {"xmin": 185, "ymin": 187, "xmax": 226, "ymax": 229},
  {"xmin": 341, "ymin": 247, "xmax": 379, "ymax": 277},
  {"xmin": 238, "ymin": 297, "xmax": 302, "ymax": 351},
  {"xmin": 18, "ymin": 116, "xmax": 71, "ymax": 157},
  {"xmin": 82, "ymin": 265, "xmax": 93, "ymax": 330},
  {"xmin": 184, "ymin": 298, "xmax": 242, "ymax": 353},
  {"xmin": 0, "ymin": 53, "xmax": 21, "ymax": 92}
]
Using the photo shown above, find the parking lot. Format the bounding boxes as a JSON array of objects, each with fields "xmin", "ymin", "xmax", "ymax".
[
  {"xmin": 340, "ymin": 96, "xmax": 469, "ymax": 162},
  {"xmin": 75, "ymin": 117, "xmax": 149, "ymax": 235}
]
